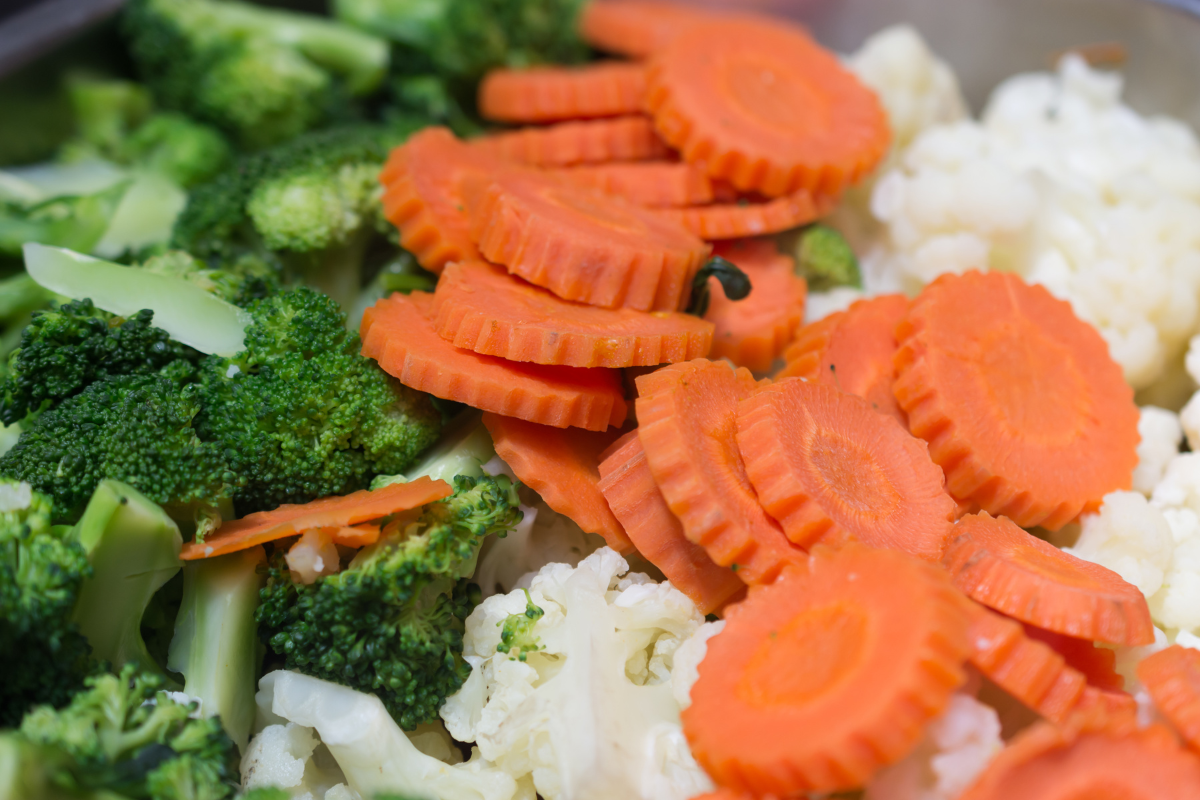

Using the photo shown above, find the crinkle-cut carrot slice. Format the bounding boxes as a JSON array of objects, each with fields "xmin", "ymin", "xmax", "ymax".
[
  {"xmin": 361, "ymin": 292, "xmax": 627, "ymax": 431},
  {"xmin": 964, "ymin": 602, "xmax": 1087, "ymax": 724},
  {"xmin": 635, "ymin": 359, "xmax": 807, "ymax": 586},
  {"xmin": 464, "ymin": 166, "xmax": 710, "ymax": 311},
  {"xmin": 943, "ymin": 512, "xmax": 1153, "ymax": 646},
  {"xmin": 683, "ymin": 545, "xmax": 971, "ymax": 795},
  {"xmin": 705, "ymin": 242, "xmax": 806, "ymax": 372},
  {"xmin": 1138, "ymin": 645, "xmax": 1200, "ymax": 753},
  {"xmin": 779, "ymin": 293, "xmax": 910, "ymax": 426},
  {"xmin": 597, "ymin": 430, "xmax": 746, "ymax": 614},
  {"xmin": 482, "ymin": 412, "xmax": 631, "ymax": 552},
  {"xmin": 736, "ymin": 378, "xmax": 956, "ymax": 561},
  {"xmin": 893, "ymin": 270, "xmax": 1139, "ymax": 530},
  {"xmin": 549, "ymin": 161, "xmax": 717, "ymax": 208},
  {"xmin": 379, "ymin": 127, "xmax": 498, "ymax": 273},
  {"xmin": 479, "ymin": 61, "xmax": 647, "ymax": 123},
  {"xmin": 644, "ymin": 19, "xmax": 890, "ymax": 198},
  {"xmin": 959, "ymin": 718, "xmax": 1200, "ymax": 800},
  {"xmin": 1071, "ymin": 686, "xmax": 1139, "ymax": 725},
  {"xmin": 180, "ymin": 477, "xmax": 451, "ymax": 560},
  {"xmin": 653, "ymin": 188, "xmax": 838, "ymax": 240},
  {"xmin": 578, "ymin": 0, "xmax": 725, "ymax": 58},
  {"xmin": 472, "ymin": 116, "xmax": 673, "ymax": 167},
  {"xmin": 1021, "ymin": 623, "xmax": 1125, "ymax": 692},
  {"xmin": 431, "ymin": 260, "xmax": 713, "ymax": 368},
  {"xmin": 326, "ymin": 523, "xmax": 381, "ymax": 548}
]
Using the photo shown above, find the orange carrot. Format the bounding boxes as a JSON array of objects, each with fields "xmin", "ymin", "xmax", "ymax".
[
  {"xmin": 1071, "ymin": 685, "xmax": 1140, "ymax": 725},
  {"xmin": 779, "ymin": 293, "xmax": 910, "ymax": 426},
  {"xmin": 653, "ymin": 188, "xmax": 838, "ymax": 240},
  {"xmin": 431, "ymin": 260, "xmax": 713, "ymax": 368},
  {"xmin": 705, "ymin": 241, "xmax": 806, "ymax": 372},
  {"xmin": 1138, "ymin": 645, "xmax": 1200, "ymax": 753},
  {"xmin": 635, "ymin": 359, "xmax": 808, "ymax": 586},
  {"xmin": 597, "ymin": 429, "xmax": 746, "ymax": 614},
  {"xmin": 179, "ymin": 477, "xmax": 451, "ymax": 560},
  {"xmin": 578, "ymin": 0, "xmax": 726, "ymax": 58},
  {"xmin": 472, "ymin": 116, "xmax": 673, "ymax": 166},
  {"xmin": 644, "ymin": 19, "xmax": 890, "ymax": 198},
  {"xmin": 943, "ymin": 513, "xmax": 1154, "ymax": 646},
  {"xmin": 683, "ymin": 545, "xmax": 971, "ymax": 795},
  {"xmin": 482, "ymin": 412, "xmax": 632, "ymax": 552},
  {"xmin": 894, "ymin": 270, "xmax": 1140, "ymax": 529},
  {"xmin": 361, "ymin": 292, "xmax": 628, "ymax": 431},
  {"xmin": 549, "ymin": 161, "xmax": 717, "ymax": 208},
  {"xmin": 479, "ymin": 62, "xmax": 647, "ymax": 123},
  {"xmin": 1021, "ymin": 623, "xmax": 1125, "ymax": 692},
  {"xmin": 737, "ymin": 378, "xmax": 956, "ymax": 560},
  {"xmin": 327, "ymin": 523, "xmax": 382, "ymax": 548},
  {"xmin": 464, "ymin": 165, "xmax": 710, "ymax": 311}
]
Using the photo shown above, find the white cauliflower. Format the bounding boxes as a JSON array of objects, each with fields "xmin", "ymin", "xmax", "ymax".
[
  {"xmin": 1134, "ymin": 407, "xmax": 1183, "ymax": 495},
  {"xmin": 240, "ymin": 722, "xmax": 358, "ymax": 800},
  {"xmin": 440, "ymin": 548, "xmax": 715, "ymax": 800}
]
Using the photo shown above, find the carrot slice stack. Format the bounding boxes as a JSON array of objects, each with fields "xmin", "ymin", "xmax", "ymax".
[
  {"xmin": 1021, "ymin": 623, "xmax": 1126, "ymax": 692},
  {"xmin": 431, "ymin": 260, "xmax": 713, "ymax": 367},
  {"xmin": 1138, "ymin": 645, "xmax": 1200, "ymax": 752},
  {"xmin": 464, "ymin": 166, "xmax": 710, "ymax": 311},
  {"xmin": 706, "ymin": 240, "xmax": 806, "ymax": 372},
  {"xmin": 894, "ymin": 270, "xmax": 1140, "ymax": 529},
  {"xmin": 654, "ymin": 188, "xmax": 838, "ymax": 240},
  {"xmin": 361, "ymin": 292, "xmax": 627, "ymax": 431},
  {"xmin": 780, "ymin": 293, "xmax": 910, "ymax": 425},
  {"xmin": 683, "ymin": 545, "xmax": 971, "ymax": 795},
  {"xmin": 737, "ymin": 378, "xmax": 956, "ymax": 560},
  {"xmin": 550, "ymin": 161, "xmax": 717, "ymax": 208},
  {"xmin": 635, "ymin": 359, "xmax": 807, "ymax": 586},
  {"xmin": 482, "ymin": 413, "xmax": 631, "ymax": 551},
  {"xmin": 597, "ymin": 430, "xmax": 746, "ymax": 614},
  {"xmin": 472, "ymin": 116, "xmax": 672, "ymax": 166},
  {"xmin": 644, "ymin": 19, "xmax": 889, "ymax": 197},
  {"xmin": 578, "ymin": 0, "xmax": 724, "ymax": 58},
  {"xmin": 479, "ymin": 62, "xmax": 647, "ymax": 123},
  {"xmin": 943, "ymin": 513, "xmax": 1154, "ymax": 646}
]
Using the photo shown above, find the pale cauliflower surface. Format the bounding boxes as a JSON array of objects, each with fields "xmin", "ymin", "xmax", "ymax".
[
  {"xmin": 1133, "ymin": 406, "xmax": 1183, "ymax": 495},
  {"xmin": 440, "ymin": 548, "xmax": 715, "ymax": 800},
  {"xmin": 239, "ymin": 722, "xmax": 358, "ymax": 800}
]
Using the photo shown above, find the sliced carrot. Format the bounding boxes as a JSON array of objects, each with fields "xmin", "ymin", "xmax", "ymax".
[
  {"xmin": 361, "ymin": 292, "xmax": 627, "ymax": 431},
  {"xmin": 431, "ymin": 260, "xmax": 713, "ymax": 368},
  {"xmin": 180, "ymin": 477, "xmax": 451, "ymax": 560},
  {"xmin": 705, "ymin": 242, "xmax": 805, "ymax": 372},
  {"xmin": 327, "ymin": 523, "xmax": 382, "ymax": 548},
  {"xmin": 635, "ymin": 359, "xmax": 807, "ymax": 586},
  {"xmin": 578, "ymin": 0, "xmax": 724, "ymax": 58},
  {"xmin": 653, "ymin": 188, "xmax": 838, "ymax": 240},
  {"xmin": 779, "ymin": 293, "xmax": 910, "ymax": 426},
  {"xmin": 549, "ymin": 161, "xmax": 717, "ymax": 208},
  {"xmin": 1138, "ymin": 645, "xmax": 1200, "ymax": 753},
  {"xmin": 943, "ymin": 512, "xmax": 1154, "ymax": 646},
  {"xmin": 597, "ymin": 429, "xmax": 746, "ymax": 614},
  {"xmin": 736, "ymin": 378, "xmax": 955, "ymax": 560},
  {"xmin": 472, "ymin": 116, "xmax": 673, "ymax": 167},
  {"xmin": 464, "ymin": 166, "xmax": 710, "ymax": 311},
  {"xmin": 894, "ymin": 270, "xmax": 1140, "ymax": 529},
  {"xmin": 379, "ymin": 126, "xmax": 498, "ymax": 273},
  {"xmin": 1021, "ymin": 623, "xmax": 1125, "ymax": 692},
  {"xmin": 482, "ymin": 412, "xmax": 631, "ymax": 552},
  {"xmin": 683, "ymin": 545, "xmax": 971, "ymax": 795},
  {"xmin": 644, "ymin": 19, "xmax": 889, "ymax": 198},
  {"xmin": 479, "ymin": 61, "xmax": 647, "ymax": 123},
  {"xmin": 1071, "ymin": 685, "xmax": 1139, "ymax": 724}
]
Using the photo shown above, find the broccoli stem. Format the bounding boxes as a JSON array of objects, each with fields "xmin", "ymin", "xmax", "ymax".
[
  {"xmin": 370, "ymin": 410, "xmax": 495, "ymax": 488},
  {"xmin": 288, "ymin": 229, "xmax": 371, "ymax": 312}
]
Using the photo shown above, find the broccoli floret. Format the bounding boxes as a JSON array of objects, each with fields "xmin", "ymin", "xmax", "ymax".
[
  {"xmin": 1, "ymin": 664, "xmax": 239, "ymax": 800},
  {"xmin": 256, "ymin": 474, "xmax": 523, "ymax": 730},
  {"xmin": 786, "ymin": 223, "xmax": 862, "ymax": 291},
  {"xmin": 139, "ymin": 250, "xmax": 281, "ymax": 307},
  {"xmin": 497, "ymin": 589, "xmax": 544, "ymax": 662},
  {"xmin": 122, "ymin": 0, "xmax": 389, "ymax": 149}
]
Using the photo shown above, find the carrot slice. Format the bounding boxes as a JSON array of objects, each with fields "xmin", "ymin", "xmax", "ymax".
[
  {"xmin": 327, "ymin": 523, "xmax": 382, "ymax": 548},
  {"xmin": 644, "ymin": 19, "xmax": 889, "ymax": 198},
  {"xmin": 1071, "ymin": 685, "xmax": 1139, "ymax": 724},
  {"xmin": 705, "ymin": 241, "xmax": 806, "ymax": 372},
  {"xmin": 431, "ymin": 260, "xmax": 713, "ymax": 368},
  {"xmin": 361, "ymin": 292, "xmax": 627, "ymax": 431},
  {"xmin": 779, "ymin": 293, "xmax": 910, "ymax": 426},
  {"xmin": 653, "ymin": 188, "xmax": 838, "ymax": 240},
  {"xmin": 943, "ymin": 512, "xmax": 1154, "ymax": 646},
  {"xmin": 635, "ymin": 359, "xmax": 807, "ymax": 586},
  {"xmin": 683, "ymin": 545, "xmax": 971, "ymax": 795},
  {"xmin": 894, "ymin": 270, "xmax": 1140, "ymax": 529},
  {"xmin": 479, "ymin": 61, "xmax": 647, "ymax": 123},
  {"xmin": 472, "ymin": 116, "xmax": 673, "ymax": 166},
  {"xmin": 736, "ymin": 378, "xmax": 956, "ymax": 560},
  {"xmin": 578, "ymin": 0, "xmax": 724, "ymax": 58},
  {"xmin": 1021, "ymin": 623, "xmax": 1125, "ymax": 692},
  {"xmin": 1138, "ymin": 645, "xmax": 1200, "ymax": 753},
  {"xmin": 597, "ymin": 429, "xmax": 746, "ymax": 614},
  {"xmin": 180, "ymin": 477, "xmax": 451, "ymax": 560},
  {"xmin": 379, "ymin": 126, "xmax": 498, "ymax": 273},
  {"xmin": 482, "ymin": 412, "xmax": 631, "ymax": 552},
  {"xmin": 464, "ymin": 166, "xmax": 710, "ymax": 311},
  {"xmin": 549, "ymin": 161, "xmax": 717, "ymax": 208}
]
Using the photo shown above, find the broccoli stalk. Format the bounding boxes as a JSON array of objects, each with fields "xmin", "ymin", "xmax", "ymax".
[
  {"xmin": 782, "ymin": 223, "xmax": 862, "ymax": 291},
  {"xmin": 0, "ymin": 179, "xmax": 130, "ymax": 258},
  {"xmin": 371, "ymin": 410, "xmax": 496, "ymax": 488}
]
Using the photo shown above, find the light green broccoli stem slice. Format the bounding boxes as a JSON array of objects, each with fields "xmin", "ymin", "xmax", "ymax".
[
  {"xmin": 791, "ymin": 224, "xmax": 862, "ymax": 291},
  {"xmin": 370, "ymin": 411, "xmax": 496, "ymax": 489},
  {"xmin": 496, "ymin": 589, "xmax": 544, "ymax": 662}
]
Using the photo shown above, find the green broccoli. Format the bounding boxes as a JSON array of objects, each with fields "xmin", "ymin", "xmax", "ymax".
[
  {"xmin": 0, "ymin": 664, "xmax": 239, "ymax": 800},
  {"xmin": 122, "ymin": 0, "xmax": 390, "ymax": 149},
  {"xmin": 497, "ymin": 589, "xmax": 544, "ymax": 662},
  {"xmin": 785, "ymin": 223, "xmax": 862, "ymax": 291},
  {"xmin": 0, "ymin": 179, "xmax": 129, "ymax": 258},
  {"xmin": 256, "ymin": 474, "xmax": 523, "ymax": 730}
]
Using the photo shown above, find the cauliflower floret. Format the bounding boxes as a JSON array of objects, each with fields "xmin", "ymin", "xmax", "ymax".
[
  {"xmin": 240, "ymin": 722, "xmax": 358, "ymax": 800},
  {"xmin": 1068, "ymin": 491, "xmax": 1172, "ymax": 597},
  {"xmin": 670, "ymin": 621, "xmax": 725, "ymax": 710},
  {"xmin": 1134, "ymin": 407, "xmax": 1184, "ymax": 495},
  {"xmin": 440, "ymin": 548, "xmax": 714, "ymax": 800}
]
